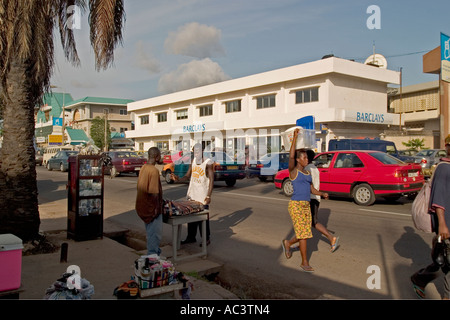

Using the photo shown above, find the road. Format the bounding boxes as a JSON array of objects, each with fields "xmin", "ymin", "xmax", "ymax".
[{"xmin": 36, "ymin": 166, "xmax": 442, "ymax": 299}]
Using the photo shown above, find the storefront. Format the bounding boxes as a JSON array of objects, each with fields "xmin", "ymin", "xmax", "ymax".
[{"xmin": 126, "ymin": 57, "xmax": 400, "ymax": 157}]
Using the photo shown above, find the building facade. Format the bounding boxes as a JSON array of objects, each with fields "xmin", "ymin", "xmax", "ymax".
[
  {"xmin": 387, "ymin": 80, "xmax": 440, "ymax": 149},
  {"xmin": 35, "ymin": 92, "xmax": 74, "ymax": 147},
  {"xmin": 66, "ymin": 97, "xmax": 135, "ymax": 136},
  {"xmin": 127, "ymin": 57, "xmax": 400, "ymax": 157}
]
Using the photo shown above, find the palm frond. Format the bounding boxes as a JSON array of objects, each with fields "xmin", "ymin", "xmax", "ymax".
[
  {"xmin": 56, "ymin": 0, "xmax": 87, "ymax": 67},
  {"xmin": 88, "ymin": 0, "xmax": 125, "ymax": 71}
]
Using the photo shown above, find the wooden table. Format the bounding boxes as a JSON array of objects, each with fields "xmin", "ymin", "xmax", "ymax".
[{"xmin": 164, "ymin": 211, "xmax": 208, "ymax": 262}]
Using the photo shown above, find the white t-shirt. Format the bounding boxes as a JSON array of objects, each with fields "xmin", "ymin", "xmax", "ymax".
[
  {"xmin": 305, "ymin": 163, "xmax": 320, "ymax": 202},
  {"xmin": 187, "ymin": 157, "xmax": 213, "ymax": 204}
]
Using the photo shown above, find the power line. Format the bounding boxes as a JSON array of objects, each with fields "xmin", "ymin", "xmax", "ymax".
[{"xmin": 347, "ymin": 49, "xmax": 433, "ymax": 62}]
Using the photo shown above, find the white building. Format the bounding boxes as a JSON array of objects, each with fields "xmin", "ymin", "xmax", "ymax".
[{"xmin": 126, "ymin": 57, "xmax": 400, "ymax": 157}]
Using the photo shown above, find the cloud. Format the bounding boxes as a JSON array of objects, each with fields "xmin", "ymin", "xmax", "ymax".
[
  {"xmin": 134, "ymin": 41, "xmax": 162, "ymax": 74},
  {"xmin": 164, "ymin": 22, "xmax": 226, "ymax": 58},
  {"xmin": 157, "ymin": 58, "xmax": 231, "ymax": 94}
]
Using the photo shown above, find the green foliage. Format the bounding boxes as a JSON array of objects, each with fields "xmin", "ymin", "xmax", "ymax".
[
  {"xmin": 90, "ymin": 116, "xmax": 111, "ymax": 150},
  {"xmin": 402, "ymin": 138, "xmax": 425, "ymax": 151}
]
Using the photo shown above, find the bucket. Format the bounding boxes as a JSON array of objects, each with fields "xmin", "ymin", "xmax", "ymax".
[{"xmin": 281, "ymin": 126, "xmax": 316, "ymax": 150}]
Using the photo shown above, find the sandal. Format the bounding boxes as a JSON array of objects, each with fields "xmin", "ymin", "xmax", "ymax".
[
  {"xmin": 330, "ymin": 236, "xmax": 340, "ymax": 253},
  {"xmin": 411, "ymin": 276, "xmax": 425, "ymax": 299},
  {"xmin": 282, "ymin": 240, "xmax": 292, "ymax": 259},
  {"xmin": 300, "ymin": 265, "xmax": 314, "ymax": 273}
]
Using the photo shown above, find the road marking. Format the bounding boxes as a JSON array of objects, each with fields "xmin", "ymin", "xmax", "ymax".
[{"xmin": 358, "ymin": 208, "xmax": 410, "ymax": 217}]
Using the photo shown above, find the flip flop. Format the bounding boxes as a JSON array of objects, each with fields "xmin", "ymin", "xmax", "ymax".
[
  {"xmin": 411, "ymin": 276, "xmax": 425, "ymax": 299},
  {"xmin": 300, "ymin": 265, "xmax": 314, "ymax": 273},
  {"xmin": 330, "ymin": 236, "xmax": 340, "ymax": 253},
  {"xmin": 282, "ymin": 240, "xmax": 292, "ymax": 259},
  {"xmin": 412, "ymin": 284, "xmax": 425, "ymax": 299}
]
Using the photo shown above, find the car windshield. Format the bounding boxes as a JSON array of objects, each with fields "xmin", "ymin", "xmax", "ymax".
[
  {"xmin": 368, "ymin": 152, "xmax": 404, "ymax": 164},
  {"xmin": 115, "ymin": 152, "xmax": 140, "ymax": 158},
  {"xmin": 416, "ymin": 150, "xmax": 435, "ymax": 157}
]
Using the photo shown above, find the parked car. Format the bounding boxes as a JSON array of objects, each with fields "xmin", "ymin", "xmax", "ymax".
[
  {"xmin": 411, "ymin": 149, "xmax": 447, "ymax": 177},
  {"xmin": 47, "ymin": 150, "xmax": 79, "ymax": 172},
  {"xmin": 398, "ymin": 149, "xmax": 418, "ymax": 157},
  {"xmin": 35, "ymin": 148, "xmax": 43, "ymax": 166},
  {"xmin": 274, "ymin": 150, "xmax": 424, "ymax": 206},
  {"xmin": 247, "ymin": 152, "xmax": 289, "ymax": 181},
  {"xmin": 163, "ymin": 150, "xmax": 185, "ymax": 164},
  {"xmin": 162, "ymin": 151, "xmax": 246, "ymax": 186},
  {"xmin": 102, "ymin": 151, "xmax": 147, "ymax": 177},
  {"xmin": 328, "ymin": 138, "xmax": 415, "ymax": 163}
]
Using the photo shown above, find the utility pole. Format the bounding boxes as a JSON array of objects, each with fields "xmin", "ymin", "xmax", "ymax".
[{"xmin": 104, "ymin": 109, "xmax": 108, "ymax": 152}]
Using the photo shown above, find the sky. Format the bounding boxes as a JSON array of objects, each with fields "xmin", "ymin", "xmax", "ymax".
[{"xmin": 50, "ymin": 0, "xmax": 450, "ymax": 102}]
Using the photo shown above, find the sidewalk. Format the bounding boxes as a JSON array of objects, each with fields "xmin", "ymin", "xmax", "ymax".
[{"xmin": 15, "ymin": 201, "xmax": 238, "ymax": 300}]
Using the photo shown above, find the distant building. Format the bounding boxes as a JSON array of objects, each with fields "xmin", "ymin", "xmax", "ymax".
[
  {"xmin": 387, "ymin": 80, "xmax": 440, "ymax": 149},
  {"xmin": 65, "ymin": 97, "xmax": 135, "ymax": 139},
  {"xmin": 35, "ymin": 92, "xmax": 73, "ymax": 147},
  {"xmin": 127, "ymin": 57, "xmax": 400, "ymax": 155},
  {"xmin": 35, "ymin": 94, "xmax": 135, "ymax": 149}
]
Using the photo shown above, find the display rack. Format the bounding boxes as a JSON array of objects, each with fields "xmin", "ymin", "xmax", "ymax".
[{"xmin": 67, "ymin": 155, "xmax": 104, "ymax": 241}]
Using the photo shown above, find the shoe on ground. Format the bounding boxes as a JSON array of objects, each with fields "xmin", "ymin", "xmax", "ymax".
[{"xmin": 181, "ymin": 238, "xmax": 196, "ymax": 245}]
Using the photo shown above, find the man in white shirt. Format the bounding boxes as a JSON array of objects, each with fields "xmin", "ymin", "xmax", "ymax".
[{"xmin": 172, "ymin": 143, "xmax": 214, "ymax": 246}]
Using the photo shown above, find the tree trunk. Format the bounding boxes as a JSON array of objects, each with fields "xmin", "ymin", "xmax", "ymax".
[{"xmin": 0, "ymin": 58, "xmax": 40, "ymax": 241}]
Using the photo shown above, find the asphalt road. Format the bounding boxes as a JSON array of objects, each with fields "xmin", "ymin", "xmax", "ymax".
[{"xmin": 36, "ymin": 166, "xmax": 443, "ymax": 299}]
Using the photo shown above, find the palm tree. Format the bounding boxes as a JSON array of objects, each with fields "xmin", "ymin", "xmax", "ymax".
[{"xmin": 0, "ymin": 0, "xmax": 125, "ymax": 240}]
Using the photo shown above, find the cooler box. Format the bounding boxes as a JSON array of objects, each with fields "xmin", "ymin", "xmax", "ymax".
[
  {"xmin": 281, "ymin": 126, "xmax": 316, "ymax": 150},
  {"xmin": 0, "ymin": 234, "xmax": 23, "ymax": 292}
]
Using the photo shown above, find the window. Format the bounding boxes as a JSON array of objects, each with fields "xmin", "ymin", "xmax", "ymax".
[
  {"xmin": 226, "ymin": 100, "xmax": 241, "ymax": 113},
  {"xmin": 199, "ymin": 105, "xmax": 213, "ymax": 117},
  {"xmin": 176, "ymin": 109, "xmax": 188, "ymax": 120},
  {"xmin": 140, "ymin": 115, "xmax": 149, "ymax": 125},
  {"xmin": 120, "ymin": 109, "xmax": 127, "ymax": 115},
  {"xmin": 314, "ymin": 153, "xmax": 335, "ymax": 168},
  {"xmin": 295, "ymin": 87, "xmax": 319, "ymax": 104},
  {"xmin": 256, "ymin": 94, "xmax": 276, "ymax": 109},
  {"xmin": 157, "ymin": 112, "xmax": 167, "ymax": 122}
]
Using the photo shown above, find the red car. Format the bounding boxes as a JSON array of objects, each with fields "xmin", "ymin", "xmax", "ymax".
[
  {"xmin": 274, "ymin": 150, "xmax": 424, "ymax": 206},
  {"xmin": 103, "ymin": 151, "xmax": 147, "ymax": 177},
  {"xmin": 163, "ymin": 151, "xmax": 184, "ymax": 164}
]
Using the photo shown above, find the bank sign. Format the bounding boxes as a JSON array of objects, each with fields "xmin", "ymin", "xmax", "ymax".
[
  {"xmin": 344, "ymin": 110, "xmax": 395, "ymax": 125},
  {"xmin": 441, "ymin": 32, "xmax": 450, "ymax": 83}
]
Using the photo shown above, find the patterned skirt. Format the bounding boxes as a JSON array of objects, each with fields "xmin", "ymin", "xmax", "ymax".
[{"xmin": 288, "ymin": 200, "xmax": 312, "ymax": 239}]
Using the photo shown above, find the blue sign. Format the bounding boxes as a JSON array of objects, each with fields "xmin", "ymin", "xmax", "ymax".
[
  {"xmin": 53, "ymin": 117, "xmax": 63, "ymax": 126},
  {"xmin": 441, "ymin": 32, "xmax": 450, "ymax": 61},
  {"xmin": 296, "ymin": 116, "xmax": 315, "ymax": 130}
]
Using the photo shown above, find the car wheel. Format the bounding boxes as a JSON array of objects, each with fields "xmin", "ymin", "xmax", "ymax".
[
  {"xmin": 165, "ymin": 170, "xmax": 174, "ymax": 184},
  {"xmin": 47, "ymin": 163, "xmax": 52, "ymax": 171},
  {"xmin": 353, "ymin": 183, "xmax": 375, "ymax": 206},
  {"xmin": 258, "ymin": 176, "xmax": 267, "ymax": 182},
  {"xmin": 282, "ymin": 179, "xmax": 293, "ymax": 197},
  {"xmin": 225, "ymin": 178, "xmax": 236, "ymax": 187}
]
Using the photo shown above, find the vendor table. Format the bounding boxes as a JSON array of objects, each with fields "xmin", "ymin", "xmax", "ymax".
[{"xmin": 164, "ymin": 210, "xmax": 208, "ymax": 262}]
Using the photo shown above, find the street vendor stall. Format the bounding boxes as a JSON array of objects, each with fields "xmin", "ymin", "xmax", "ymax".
[{"xmin": 163, "ymin": 200, "xmax": 208, "ymax": 262}]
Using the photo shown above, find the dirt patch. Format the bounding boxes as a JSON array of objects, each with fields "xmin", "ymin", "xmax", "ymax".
[
  {"xmin": 22, "ymin": 232, "xmax": 60, "ymax": 256},
  {"xmin": 213, "ymin": 265, "xmax": 319, "ymax": 300}
]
